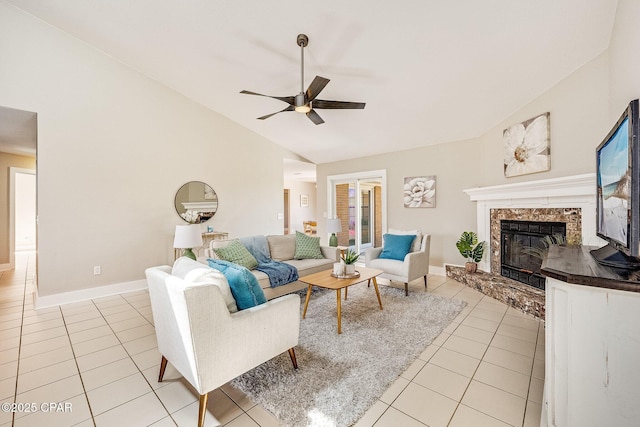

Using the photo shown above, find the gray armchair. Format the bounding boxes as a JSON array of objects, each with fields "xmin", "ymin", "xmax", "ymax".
[{"xmin": 365, "ymin": 234, "xmax": 431, "ymax": 296}]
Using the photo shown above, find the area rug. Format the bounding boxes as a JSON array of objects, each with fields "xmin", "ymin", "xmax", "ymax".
[{"xmin": 231, "ymin": 283, "xmax": 467, "ymax": 427}]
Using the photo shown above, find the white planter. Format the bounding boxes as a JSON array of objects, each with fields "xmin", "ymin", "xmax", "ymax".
[{"xmin": 345, "ymin": 264, "xmax": 356, "ymax": 275}]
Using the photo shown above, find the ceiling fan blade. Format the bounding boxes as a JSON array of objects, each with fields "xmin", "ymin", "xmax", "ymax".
[
  {"xmin": 240, "ymin": 90, "xmax": 295, "ymax": 105},
  {"xmin": 312, "ymin": 99, "xmax": 366, "ymax": 109},
  {"xmin": 305, "ymin": 76, "xmax": 330, "ymax": 102},
  {"xmin": 257, "ymin": 105, "xmax": 295, "ymax": 120},
  {"xmin": 306, "ymin": 109, "xmax": 325, "ymax": 125}
]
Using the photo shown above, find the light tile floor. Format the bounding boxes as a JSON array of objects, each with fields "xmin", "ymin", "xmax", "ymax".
[{"xmin": 0, "ymin": 252, "xmax": 545, "ymax": 426}]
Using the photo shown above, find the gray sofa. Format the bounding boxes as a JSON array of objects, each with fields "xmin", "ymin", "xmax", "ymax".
[{"xmin": 206, "ymin": 234, "xmax": 340, "ymax": 300}]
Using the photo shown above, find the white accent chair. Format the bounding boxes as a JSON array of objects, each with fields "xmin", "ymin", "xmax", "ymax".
[
  {"xmin": 145, "ymin": 265, "xmax": 300, "ymax": 427},
  {"xmin": 365, "ymin": 234, "xmax": 431, "ymax": 296}
]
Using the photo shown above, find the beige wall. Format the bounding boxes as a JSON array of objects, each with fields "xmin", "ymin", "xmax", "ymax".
[
  {"xmin": 0, "ymin": 152, "xmax": 36, "ymax": 264},
  {"xmin": 318, "ymin": 51, "xmax": 613, "ymax": 269},
  {"xmin": 0, "ymin": 4, "xmax": 298, "ymax": 296}
]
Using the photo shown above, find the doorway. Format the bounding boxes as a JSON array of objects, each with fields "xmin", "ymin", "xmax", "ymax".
[
  {"xmin": 0, "ymin": 106, "xmax": 37, "ymax": 272},
  {"xmin": 12, "ymin": 169, "xmax": 36, "ymax": 252},
  {"xmin": 327, "ymin": 170, "xmax": 386, "ymax": 255}
]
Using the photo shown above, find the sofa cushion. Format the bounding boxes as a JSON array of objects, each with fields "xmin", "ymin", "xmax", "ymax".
[
  {"xmin": 213, "ymin": 239, "xmax": 258, "ymax": 270},
  {"xmin": 207, "ymin": 259, "xmax": 266, "ymax": 310},
  {"xmin": 171, "ymin": 257, "xmax": 238, "ymax": 313},
  {"xmin": 286, "ymin": 258, "xmax": 335, "ymax": 275},
  {"xmin": 368, "ymin": 257, "xmax": 405, "ymax": 276},
  {"xmin": 294, "ymin": 231, "xmax": 324, "ymax": 259},
  {"xmin": 379, "ymin": 234, "xmax": 415, "ymax": 261},
  {"xmin": 267, "ymin": 235, "xmax": 296, "ymax": 261}
]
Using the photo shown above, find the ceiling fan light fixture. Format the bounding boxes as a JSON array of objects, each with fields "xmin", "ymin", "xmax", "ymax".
[
  {"xmin": 240, "ymin": 33, "xmax": 365, "ymax": 124},
  {"xmin": 294, "ymin": 93, "xmax": 310, "ymax": 113}
]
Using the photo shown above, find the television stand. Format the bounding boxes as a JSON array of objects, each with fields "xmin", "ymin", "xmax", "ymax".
[{"xmin": 590, "ymin": 244, "xmax": 640, "ymax": 271}]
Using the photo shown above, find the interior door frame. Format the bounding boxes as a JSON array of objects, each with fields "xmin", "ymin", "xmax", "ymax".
[
  {"xmin": 327, "ymin": 169, "xmax": 387, "ymax": 253},
  {"xmin": 4, "ymin": 167, "xmax": 36, "ymax": 271}
]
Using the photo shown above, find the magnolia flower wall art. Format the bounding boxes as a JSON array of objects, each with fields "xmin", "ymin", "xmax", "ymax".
[
  {"xmin": 403, "ymin": 176, "xmax": 436, "ymax": 208},
  {"xmin": 504, "ymin": 112, "xmax": 550, "ymax": 177}
]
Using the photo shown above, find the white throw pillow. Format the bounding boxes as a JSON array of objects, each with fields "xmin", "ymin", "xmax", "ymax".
[
  {"xmin": 387, "ymin": 228, "xmax": 423, "ymax": 253},
  {"xmin": 172, "ymin": 257, "xmax": 238, "ymax": 313},
  {"xmin": 184, "ymin": 267, "xmax": 238, "ymax": 313}
]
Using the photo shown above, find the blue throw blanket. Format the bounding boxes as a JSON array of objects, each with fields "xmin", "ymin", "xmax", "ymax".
[
  {"xmin": 255, "ymin": 260, "xmax": 299, "ymax": 288},
  {"xmin": 240, "ymin": 236, "xmax": 299, "ymax": 288}
]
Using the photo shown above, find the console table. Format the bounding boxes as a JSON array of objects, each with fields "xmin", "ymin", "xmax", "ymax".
[
  {"xmin": 174, "ymin": 231, "xmax": 228, "ymax": 260},
  {"xmin": 541, "ymin": 245, "xmax": 640, "ymax": 427}
]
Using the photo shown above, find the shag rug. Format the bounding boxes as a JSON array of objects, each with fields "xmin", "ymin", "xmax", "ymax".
[{"xmin": 231, "ymin": 282, "xmax": 467, "ymax": 427}]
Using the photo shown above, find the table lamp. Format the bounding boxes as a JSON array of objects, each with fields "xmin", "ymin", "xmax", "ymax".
[
  {"xmin": 327, "ymin": 218, "xmax": 342, "ymax": 247},
  {"xmin": 173, "ymin": 224, "xmax": 203, "ymax": 260}
]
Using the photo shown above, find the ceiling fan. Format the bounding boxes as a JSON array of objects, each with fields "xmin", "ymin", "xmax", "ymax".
[{"xmin": 240, "ymin": 34, "xmax": 365, "ymax": 125}]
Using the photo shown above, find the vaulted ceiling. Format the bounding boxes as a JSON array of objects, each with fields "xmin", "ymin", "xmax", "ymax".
[{"xmin": 4, "ymin": 0, "xmax": 618, "ymax": 163}]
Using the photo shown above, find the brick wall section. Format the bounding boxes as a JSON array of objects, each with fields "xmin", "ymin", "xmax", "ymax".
[
  {"xmin": 374, "ymin": 186, "xmax": 382, "ymax": 248},
  {"xmin": 336, "ymin": 184, "xmax": 350, "ymax": 246}
]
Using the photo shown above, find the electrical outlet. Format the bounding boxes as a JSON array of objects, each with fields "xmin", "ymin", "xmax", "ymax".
[{"xmin": 93, "ymin": 266, "xmax": 101, "ymax": 275}]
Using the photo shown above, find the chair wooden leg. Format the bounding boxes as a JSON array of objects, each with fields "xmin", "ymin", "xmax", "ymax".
[
  {"xmin": 198, "ymin": 393, "xmax": 209, "ymax": 427},
  {"xmin": 404, "ymin": 283, "xmax": 409, "ymax": 296},
  {"xmin": 424, "ymin": 275, "xmax": 428, "ymax": 289},
  {"xmin": 288, "ymin": 348, "xmax": 298, "ymax": 369},
  {"xmin": 158, "ymin": 356, "xmax": 168, "ymax": 382}
]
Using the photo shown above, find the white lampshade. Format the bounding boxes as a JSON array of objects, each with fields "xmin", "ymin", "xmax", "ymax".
[
  {"xmin": 173, "ymin": 224, "xmax": 203, "ymax": 249},
  {"xmin": 327, "ymin": 218, "xmax": 342, "ymax": 234}
]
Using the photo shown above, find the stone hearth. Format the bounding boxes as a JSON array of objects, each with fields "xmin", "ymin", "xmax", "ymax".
[{"xmin": 446, "ymin": 265, "xmax": 545, "ymax": 319}]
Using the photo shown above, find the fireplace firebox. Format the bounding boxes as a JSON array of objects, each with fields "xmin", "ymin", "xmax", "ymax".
[{"xmin": 500, "ymin": 220, "xmax": 566, "ymax": 290}]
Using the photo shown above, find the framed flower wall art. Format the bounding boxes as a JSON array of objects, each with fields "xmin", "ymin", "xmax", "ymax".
[
  {"xmin": 403, "ymin": 176, "xmax": 436, "ymax": 208},
  {"xmin": 503, "ymin": 112, "xmax": 550, "ymax": 178}
]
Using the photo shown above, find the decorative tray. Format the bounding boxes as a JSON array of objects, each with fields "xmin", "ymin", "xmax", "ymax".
[{"xmin": 331, "ymin": 271, "xmax": 361, "ymax": 279}]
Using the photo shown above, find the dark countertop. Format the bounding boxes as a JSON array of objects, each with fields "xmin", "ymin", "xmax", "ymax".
[{"xmin": 541, "ymin": 245, "xmax": 640, "ymax": 293}]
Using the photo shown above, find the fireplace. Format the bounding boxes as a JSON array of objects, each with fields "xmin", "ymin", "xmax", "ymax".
[
  {"xmin": 450, "ymin": 174, "xmax": 600, "ymax": 319},
  {"xmin": 500, "ymin": 220, "xmax": 567, "ymax": 290}
]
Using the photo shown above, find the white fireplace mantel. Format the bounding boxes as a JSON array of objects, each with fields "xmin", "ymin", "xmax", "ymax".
[{"xmin": 464, "ymin": 173, "xmax": 603, "ymax": 271}]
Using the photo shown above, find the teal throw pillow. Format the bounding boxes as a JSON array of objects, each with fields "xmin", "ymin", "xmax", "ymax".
[
  {"xmin": 213, "ymin": 239, "xmax": 258, "ymax": 270},
  {"xmin": 294, "ymin": 231, "xmax": 324, "ymax": 259},
  {"xmin": 207, "ymin": 259, "xmax": 266, "ymax": 310},
  {"xmin": 379, "ymin": 234, "xmax": 415, "ymax": 261}
]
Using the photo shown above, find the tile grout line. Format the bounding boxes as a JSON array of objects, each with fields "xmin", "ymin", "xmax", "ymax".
[
  {"xmin": 444, "ymin": 287, "xmax": 511, "ymax": 426},
  {"xmin": 89, "ymin": 296, "xmax": 176, "ymax": 424},
  {"xmin": 58, "ymin": 296, "xmax": 97, "ymax": 426},
  {"xmin": 8, "ymin": 254, "xmax": 30, "ymax": 427}
]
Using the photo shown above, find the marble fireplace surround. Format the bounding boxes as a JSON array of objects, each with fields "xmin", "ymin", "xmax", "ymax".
[
  {"xmin": 464, "ymin": 173, "xmax": 601, "ymax": 273},
  {"xmin": 447, "ymin": 173, "xmax": 603, "ymax": 319}
]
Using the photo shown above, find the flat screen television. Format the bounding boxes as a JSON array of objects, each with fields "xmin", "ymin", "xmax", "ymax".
[{"xmin": 591, "ymin": 99, "xmax": 640, "ymax": 270}]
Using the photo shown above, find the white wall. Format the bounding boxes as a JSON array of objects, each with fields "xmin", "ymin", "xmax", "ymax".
[
  {"xmin": 317, "ymin": 51, "xmax": 612, "ymax": 270},
  {"xmin": 608, "ymin": 0, "xmax": 640, "ymax": 116},
  {"xmin": 0, "ymin": 3, "xmax": 297, "ymax": 297}
]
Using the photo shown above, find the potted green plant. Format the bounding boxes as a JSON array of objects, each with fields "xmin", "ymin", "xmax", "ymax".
[
  {"xmin": 341, "ymin": 249, "xmax": 360, "ymax": 275},
  {"xmin": 456, "ymin": 231, "xmax": 486, "ymax": 273}
]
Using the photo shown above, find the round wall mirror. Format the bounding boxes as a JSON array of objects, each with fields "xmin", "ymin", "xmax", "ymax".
[{"xmin": 174, "ymin": 181, "xmax": 218, "ymax": 224}]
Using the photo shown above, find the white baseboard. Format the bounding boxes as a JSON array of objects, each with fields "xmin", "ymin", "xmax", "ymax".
[
  {"xmin": 429, "ymin": 264, "xmax": 446, "ymax": 276},
  {"xmin": 33, "ymin": 279, "xmax": 148, "ymax": 309}
]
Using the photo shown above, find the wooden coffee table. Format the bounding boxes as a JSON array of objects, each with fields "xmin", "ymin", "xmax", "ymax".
[{"xmin": 300, "ymin": 267, "xmax": 384, "ymax": 334}]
